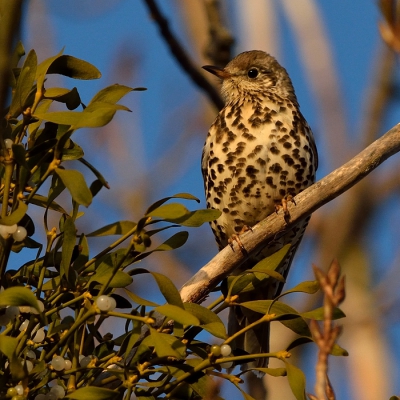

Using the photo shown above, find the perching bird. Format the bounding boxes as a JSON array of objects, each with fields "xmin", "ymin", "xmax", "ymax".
[{"xmin": 201, "ymin": 50, "xmax": 318, "ymax": 371}]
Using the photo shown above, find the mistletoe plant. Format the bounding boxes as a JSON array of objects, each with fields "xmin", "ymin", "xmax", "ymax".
[{"xmin": 0, "ymin": 46, "xmax": 346, "ymax": 400}]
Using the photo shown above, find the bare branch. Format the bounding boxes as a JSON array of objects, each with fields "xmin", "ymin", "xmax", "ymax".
[
  {"xmin": 0, "ymin": 1, "xmax": 22, "ymax": 122},
  {"xmin": 203, "ymin": 0, "xmax": 234, "ymax": 67},
  {"xmin": 180, "ymin": 123, "xmax": 400, "ymax": 303},
  {"xmin": 142, "ymin": 0, "xmax": 224, "ymax": 109},
  {"xmin": 310, "ymin": 261, "xmax": 345, "ymax": 400}
]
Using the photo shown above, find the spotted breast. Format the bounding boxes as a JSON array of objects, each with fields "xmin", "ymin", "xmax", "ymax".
[{"xmin": 202, "ymin": 50, "xmax": 318, "ymax": 372}]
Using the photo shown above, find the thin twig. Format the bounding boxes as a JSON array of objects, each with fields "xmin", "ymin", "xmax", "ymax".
[
  {"xmin": 203, "ymin": 0, "xmax": 234, "ymax": 67},
  {"xmin": 142, "ymin": 0, "xmax": 224, "ymax": 109},
  {"xmin": 179, "ymin": 123, "xmax": 400, "ymax": 303},
  {"xmin": 310, "ymin": 260, "xmax": 345, "ymax": 400}
]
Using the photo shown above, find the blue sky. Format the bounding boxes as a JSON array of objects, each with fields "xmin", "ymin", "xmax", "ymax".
[{"xmin": 13, "ymin": 1, "xmax": 400, "ymax": 398}]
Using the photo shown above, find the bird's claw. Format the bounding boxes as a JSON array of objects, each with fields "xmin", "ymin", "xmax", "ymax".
[
  {"xmin": 275, "ymin": 195, "xmax": 295, "ymax": 223},
  {"xmin": 228, "ymin": 225, "xmax": 251, "ymax": 256}
]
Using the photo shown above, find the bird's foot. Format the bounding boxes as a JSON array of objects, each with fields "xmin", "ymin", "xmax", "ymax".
[
  {"xmin": 275, "ymin": 195, "xmax": 296, "ymax": 223},
  {"xmin": 228, "ymin": 225, "xmax": 252, "ymax": 256}
]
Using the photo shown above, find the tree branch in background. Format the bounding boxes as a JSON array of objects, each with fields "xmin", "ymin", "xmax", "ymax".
[
  {"xmin": 180, "ymin": 123, "xmax": 400, "ymax": 303},
  {"xmin": 308, "ymin": 260, "xmax": 345, "ymax": 400},
  {"xmin": 0, "ymin": 0, "xmax": 23, "ymax": 128},
  {"xmin": 143, "ymin": 0, "xmax": 224, "ymax": 109},
  {"xmin": 203, "ymin": 0, "xmax": 234, "ymax": 67}
]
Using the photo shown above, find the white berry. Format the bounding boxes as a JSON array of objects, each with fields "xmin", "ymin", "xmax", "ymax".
[
  {"xmin": 23, "ymin": 359, "xmax": 33, "ymax": 372},
  {"xmin": 0, "ymin": 224, "xmax": 17, "ymax": 238},
  {"xmin": 96, "ymin": 295, "xmax": 115, "ymax": 311},
  {"xmin": 220, "ymin": 344, "xmax": 232, "ymax": 357},
  {"xmin": 15, "ymin": 384, "xmax": 24, "ymax": 395},
  {"xmin": 64, "ymin": 359, "xmax": 72, "ymax": 370},
  {"xmin": 4, "ymin": 138, "xmax": 13, "ymax": 149},
  {"xmin": 6, "ymin": 306, "xmax": 20, "ymax": 320},
  {"xmin": 51, "ymin": 356, "xmax": 65, "ymax": 371},
  {"xmin": 32, "ymin": 327, "xmax": 45, "ymax": 342},
  {"xmin": 26, "ymin": 349, "xmax": 36, "ymax": 359},
  {"xmin": 19, "ymin": 319, "xmax": 29, "ymax": 331},
  {"xmin": 50, "ymin": 384, "xmax": 66, "ymax": 398},
  {"xmin": 80, "ymin": 355, "xmax": 93, "ymax": 368},
  {"xmin": 13, "ymin": 226, "xmax": 27, "ymax": 241}
]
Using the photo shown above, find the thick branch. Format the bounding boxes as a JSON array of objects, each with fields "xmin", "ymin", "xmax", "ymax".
[
  {"xmin": 143, "ymin": 0, "xmax": 224, "ymax": 109},
  {"xmin": 180, "ymin": 123, "xmax": 400, "ymax": 303}
]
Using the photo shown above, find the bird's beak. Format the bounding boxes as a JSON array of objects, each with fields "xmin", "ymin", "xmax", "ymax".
[{"xmin": 202, "ymin": 65, "xmax": 231, "ymax": 79}]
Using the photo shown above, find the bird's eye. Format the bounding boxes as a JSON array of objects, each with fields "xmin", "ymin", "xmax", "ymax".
[{"xmin": 247, "ymin": 68, "xmax": 259, "ymax": 78}]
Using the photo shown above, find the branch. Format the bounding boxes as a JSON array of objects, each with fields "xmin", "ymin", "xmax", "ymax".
[
  {"xmin": 203, "ymin": 0, "xmax": 234, "ymax": 67},
  {"xmin": 309, "ymin": 260, "xmax": 345, "ymax": 400},
  {"xmin": 180, "ymin": 123, "xmax": 400, "ymax": 303},
  {"xmin": 0, "ymin": 0, "xmax": 22, "ymax": 121},
  {"xmin": 143, "ymin": 0, "xmax": 224, "ymax": 109}
]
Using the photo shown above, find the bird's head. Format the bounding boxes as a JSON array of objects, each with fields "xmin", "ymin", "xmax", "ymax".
[{"xmin": 203, "ymin": 50, "xmax": 296, "ymax": 104}]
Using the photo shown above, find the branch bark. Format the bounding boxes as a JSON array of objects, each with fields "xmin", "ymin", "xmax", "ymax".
[
  {"xmin": 180, "ymin": 123, "xmax": 400, "ymax": 303},
  {"xmin": 143, "ymin": 0, "xmax": 224, "ymax": 109}
]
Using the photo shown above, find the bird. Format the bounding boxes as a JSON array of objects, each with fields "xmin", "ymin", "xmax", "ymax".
[{"xmin": 201, "ymin": 50, "xmax": 318, "ymax": 372}]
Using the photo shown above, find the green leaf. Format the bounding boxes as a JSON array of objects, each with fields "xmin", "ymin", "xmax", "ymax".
[
  {"xmin": 124, "ymin": 288, "xmax": 159, "ymax": 307},
  {"xmin": 33, "ymin": 110, "xmax": 83, "ymax": 126},
  {"xmin": 0, "ymin": 336, "xmax": 19, "ymax": 359},
  {"xmin": 150, "ymin": 271, "xmax": 183, "ymax": 308},
  {"xmin": 36, "ymin": 48, "xmax": 64, "ymax": 90},
  {"xmin": 247, "ymin": 367, "xmax": 287, "ymax": 377},
  {"xmin": 301, "ymin": 307, "xmax": 346, "ymax": 320},
  {"xmin": 79, "ymin": 158, "xmax": 109, "ymax": 189},
  {"xmin": 240, "ymin": 300, "xmax": 311, "ymax": 337},
  {"xmin": 152, "ymin": 231, "xmax": 188, "ymax": 251},
  {"xmin": 145, "ymin": 193, "xmax": 200, "ymax": 214},
  {"xmin": 9, "ymin": 49, "xmax": 37, "ymax": 117},
  {"xmin": 331, "ymin": 343, "xmax": 349, "ymax": 356},
  {"xmin": 60, "ymin": 217, "xmax": 76, "ymax": 279},
  {"xmin": 47, "ymin": 55, "xmax": 101, "ymax": 80},
  {"xmin": 149, "ymin": 328, "xmax": 186, "ymax": 359},
  {"xmin": 170, "ymin": 209, "xmax": 221, "ymax": 227},
  {"xmin": 44, "ymin": 87, "xmax": 81, "ymax": 110},
  {"xmin": 30, "ymin": 194, "xmax": 67, "ymax": 214},
  {"xmin": 286, "ymin": 336, "xmax": 313, "ymax": 351},
  {"xmin": 147, "ymin": 203, "xmax": 221, "ymax": 227},
  {"xmin": 280, "ymin": 280, "xmax": 320, "ymax": 296},
  {"xmin": 55, "ymin": 168, "xmax": 92, "ymax": 207},
  {"xmin": 72, "ymin": 234, "xmax": 90, "ymax": 271},
  {"xmin": 0, "ymin": 200, "xmax": 27, "ymax": 226},
  {"xmin": 41, "ymin": 276, "xmax": 61, "ymax": 291},
  {"xmin": 88, "ymin": 261, "xmax": 133, "ymax": 288},
  {"xmin": 29, "ymin": 99, "xmax": 53, "ymax": 134},
  {"xmin": 249, "ymin": 268, "xmax": 285, "ymax": 282},
  {"xmin": 87, "ymin": 221, "xmax": 137, "ymax": 237},
  {"xmin": 88, "ymin": 84, "xmax": 135, "ymax": 106},
  {"xmin": 11, "ymin": 41, "xmax": 25, "ymax": 70},
  {"xmin": 184, "ymin": 303, "xmax": 227, "ymax": 338},
  {"xmin": 47, "ymin": 173, "xmax": 67, "ymax": 206},
  {"xmin": 252, "ymin": 244, "xmax": 291, "ymax": 272},
  {"xmin": 65, "ymin": 387, "xmax": 116, "ymax": 400},
  {"xmin": 155, "ymin": 304, "xmax": 200, "ymax": 326},
  {"xmin": 285, "ymin": 362, "xmax": 307, "ymax": 400},
  {"xmin": 227, "ymin": 245, "xmax": 291, "ymax": 296},
  {"xmin": 11, "ymin": 143, "xmax": 28, "ymax": 168},
  {"xmin": 0, "ymin": 336, "xmax": 24, "ymax": 380},
  {"xmin": 0, "ymin": 286, "xmax": 41, "ymax": 312},
  {"xmin": 147, "ymin": 203, "xmax": 189, "ymax": 220},
  {"xmin": 61, "ymin": 141, "xmax": 84, "ymax": 161}
]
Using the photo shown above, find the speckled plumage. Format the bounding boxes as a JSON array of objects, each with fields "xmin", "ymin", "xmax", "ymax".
[{"xmin": 202, "ymin": 50, "xmax": 318, "ymax": 371}]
